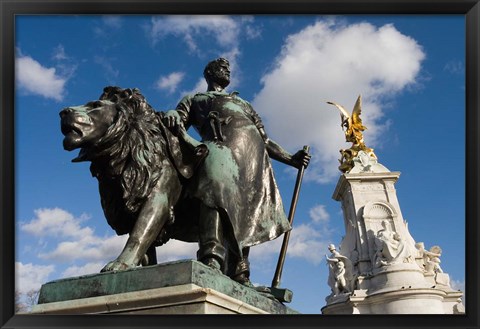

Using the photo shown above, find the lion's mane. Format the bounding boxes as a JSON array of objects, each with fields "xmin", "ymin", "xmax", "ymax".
[{"xmin": 83, "ymin": 87, "xmax": 169, "ymax": 234}]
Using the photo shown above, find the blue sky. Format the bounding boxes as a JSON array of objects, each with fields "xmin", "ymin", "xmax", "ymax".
[{"xmin": 15, "ymin": 15, "xmax": 465, "ymax": 314}]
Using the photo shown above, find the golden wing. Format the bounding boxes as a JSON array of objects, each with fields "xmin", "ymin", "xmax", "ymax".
[
  {"xmin": 351, "ymin": 95, "xmax": 366, "ymax": 131},
  {"xmin": 327, "ymin": 101, "xmax": 350, "ymax": 128}
]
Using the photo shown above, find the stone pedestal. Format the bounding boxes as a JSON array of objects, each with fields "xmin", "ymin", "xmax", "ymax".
[
  {"xmin": 32, "ymin": 260, "xmax": 298, "ymax": 315},
  {"xmin": 322, "ymin": 286, "xmax": 463, "ymax": 314},
  {"xmin": 322, "ymin": 157, "xmax": 464, "ymax": 314}
]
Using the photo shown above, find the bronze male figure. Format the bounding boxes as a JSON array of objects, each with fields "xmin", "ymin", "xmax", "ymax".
[{"xmin": 164, "ymin": 58, "xmax": 310, "ymax": 287}]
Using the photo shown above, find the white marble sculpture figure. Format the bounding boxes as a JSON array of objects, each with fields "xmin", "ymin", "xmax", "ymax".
[
  {"xmin": 425, "ymin": 246, "xmax": 443, "ymax": 274},
  {"xmin": 325, "ymin": 244, "xmax": 355, "ymax": 296},
  {"xmin": 416, "ymin": 242, "xmax": 444, "ymax": 274},
  {"xmin": 373, "ymin": 220, "xmax": 413, "ymax": 267}
]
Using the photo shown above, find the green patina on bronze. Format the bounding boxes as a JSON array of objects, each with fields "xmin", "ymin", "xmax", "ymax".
[
  {"xmin": 201, "ymin": 144, "xmax": 239, "ymax": 182},
  {"xmin": 59, "ymin": 87, "xmax": 209, "ymax": 273},
  {"xmin": 37, "ymin": 260, "xmax": 299, "ymax": 314},
  {"xmin": 58, "ymin": 59, "xmax": 312, "ymax": 298}
]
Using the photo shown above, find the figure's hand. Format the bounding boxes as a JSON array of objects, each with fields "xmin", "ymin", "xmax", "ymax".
[
  {"xmin": 163, "ymin": 110, "xmax": 181, "ymax": 129},
  {"xmin": 291, "ymin": 148, "xmax": 311, "ymax": 169}
]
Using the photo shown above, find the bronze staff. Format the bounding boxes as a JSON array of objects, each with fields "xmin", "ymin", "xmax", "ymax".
[{"xmin": 272, "ymin": 145, "xmax": 310, "ymax": 289}]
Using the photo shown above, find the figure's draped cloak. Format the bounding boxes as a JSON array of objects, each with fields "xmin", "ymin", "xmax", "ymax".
[
  {"xmin": 175, "ymin": 90, "xmax": 291, "ymax": 255},
  {"xmin": 376, "ymin": 229, "xmax": 409, "ymax": 263}
]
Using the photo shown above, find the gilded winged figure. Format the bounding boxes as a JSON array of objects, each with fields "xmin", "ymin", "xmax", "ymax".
[
  {"xmin": 327, "ymin": 95, "xmax": 366, "ymax": 145},
  {"xmin": 327, "ymin": 95, "xmax": 377, "ymax": 172}
]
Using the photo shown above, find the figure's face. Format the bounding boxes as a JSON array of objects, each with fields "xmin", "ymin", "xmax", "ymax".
[{"xmin": 210, "ymin": 62, "xmax": 230, "ymax": 88}]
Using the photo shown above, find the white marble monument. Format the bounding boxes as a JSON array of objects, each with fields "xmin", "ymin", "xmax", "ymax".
[
  {"xmin": 322, "ymin": 97, "xmax": 464, "ymax": 314},
  {"xmin": 321, "ymin": 151, "xmax": 464, "ymax": 314}
]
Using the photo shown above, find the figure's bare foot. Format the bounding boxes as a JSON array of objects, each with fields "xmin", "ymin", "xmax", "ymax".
[{"xmin": 101, "ymin": 260, "xmax": 135, "ymax": 272}]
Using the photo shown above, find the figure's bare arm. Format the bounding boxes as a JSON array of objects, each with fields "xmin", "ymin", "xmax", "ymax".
[
  {"xmin": 265, "ymin": 136, "xmax": 295, "ymax": 166},
  {"xmin": 263, "ymin": 131, "xmax": 311, "ymax": 169}
]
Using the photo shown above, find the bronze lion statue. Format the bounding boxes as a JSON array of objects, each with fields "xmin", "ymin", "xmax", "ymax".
[{"xmin": 60, "ymin": 86, "xmax": 207, "ymax": 272}]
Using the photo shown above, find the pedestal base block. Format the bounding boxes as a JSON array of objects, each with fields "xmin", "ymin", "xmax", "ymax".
[{"xmin": 32, "ymin": 260, "xmax": 298, "ymax": 315}]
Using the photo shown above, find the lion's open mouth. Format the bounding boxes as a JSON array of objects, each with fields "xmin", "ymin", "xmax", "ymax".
[
  {"xmin": 61, "ymin": 119, "xmax": 87, "ymax": 151},
  {"xmin": 61, "ymin": 121, "xmax": 83, "ymax": 137}
]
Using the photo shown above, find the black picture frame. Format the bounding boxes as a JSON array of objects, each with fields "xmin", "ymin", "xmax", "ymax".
[{"xmin": 1, "ymin": 1, "xmax": 478, "ymax": 328}]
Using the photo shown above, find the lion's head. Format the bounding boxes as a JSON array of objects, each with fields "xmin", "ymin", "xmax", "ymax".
[
  {"xmin": 60, "ymin": 98, "xmax": 118, "ymax": 151},
  {"xmin": 60, "ymin": 86, "xmax": 168, "ymax": 234},
  {"xmin": 60, "ymin": 86, "xmax": 155, "ymax": 152}
]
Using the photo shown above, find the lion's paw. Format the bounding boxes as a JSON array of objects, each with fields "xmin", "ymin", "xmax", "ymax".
[{"xmin": 101, "ymin": 260, "xmax": 135, "ymax": 272}]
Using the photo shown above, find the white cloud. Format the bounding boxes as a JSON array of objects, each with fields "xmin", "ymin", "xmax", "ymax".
[
  {"xmin": 252, "ymin": 19, "xmax": 425, "ymax": 183},
  {"xmin": 93, "ymin": 16, "xmax": 123, "ymax": 37},
  {"xmin": 102, "ymin": 16, "xmax": 122, "ymax": 29},
  {"xmin": 149, "ymin": 16, "xmax": 241, "ymax": 52},
  {"xmin": 21, "ymin": 208, "xmax": 92, "ymax": 239},
  {"xmin": 147, "ymin": 16, "xmax": 263, "ymax": 94},
  {"xmin": 17, "ymin": 206, "xmax": 198, "ymax": 296},
  {"xmin": 155, "ymin": 72, "xmax": 185, "ymax": 94},
  {"xmin": 249, "ymin": 234, "xmax": 283, "ymax": 266},
  {"xmin": 250, "ymin": 202, "xmax": 335, "ymax": 265},
  {"xmin": 52, "ymin": 44, "xmax": 67, "ymax": 61},
  {"xmin": 16, "ymin": 262, "xmax": 55, "ymax": 294},
  {"xmin": 250, "ymin": 222, "xmax": 332, "ymax": 266},
  {"xmin": 147, "ymin": 16, "xmax": 246, "ymax": 84},
  {"xmin": 309, "ymin": 204, "xmax": 330, "ymax": 223},
  {"xmin": 240, "ymin": 16, "xmax": 262, "ymax": 40},
  {"xmin": 287, "ymin": 224, "xmax": 329, "ymax": 265},
  {"xmin": 62, "ymin": 262, "xmax": 105, "ymax": 278},
  {"xmin": 156, "ymin": 240, "xmax": 198, "ymax": 263},
  {"xmin": 15, "ymin": 55, "xmax": 67, "ymax": 101},
  {"xmin": 21, "ymin": 207, "xmax": 196, "ymax": 268},
  {"xmin": 51, "ymin": 45, "xmax": 78, "ymax": 80},
  {"xmin": 94, "ymin": 55, "xmax": 120, "ymax": 82},
  {"xmin": 450, "ymin": 278, "xmax": 465, "ymax": 292},
  {"xmin": 38, "ymin": 232, "xmax": 127, "ymax": 263},
  {"xmin": 444, "ymin": 60, "xmax": 464, "ymax": 75},
  {"xmin": 245, "ymin": 25, "xmax": 262, "ymax": 40},
  {"xmin": 20, "ymin": 207, "xmax": 125, "ymax": 262},
  {"xmin": 182, "ymin": 78, "xmax": 208, "ymax": 96},
  {"xmin": 44, "ymin": 232, "xmax": 196, "ymax": 268}
]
